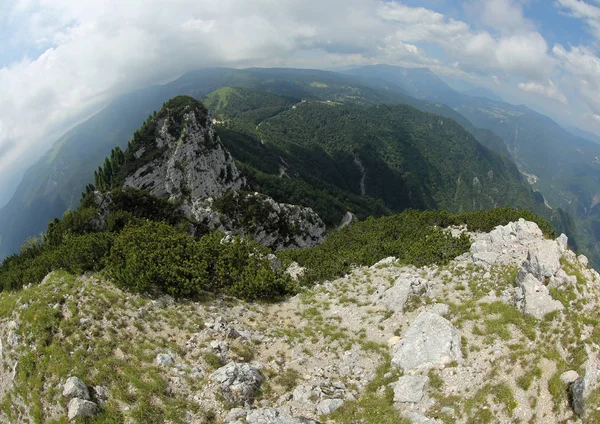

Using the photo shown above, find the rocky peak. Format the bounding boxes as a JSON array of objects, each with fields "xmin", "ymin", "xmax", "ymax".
[{"xmin": 122, "ymin": 96, "xmax": 245, "ymax": 201}]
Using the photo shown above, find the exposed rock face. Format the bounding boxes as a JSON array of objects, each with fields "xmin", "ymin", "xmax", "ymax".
[
  {"xmin": 124, "ymin": 108, "xmax": 245, "ymax": 201},
  {"xmin": 210, "ymin": 362, "xmax": 264, "ymax": 405},
  {"xmin": 191, "ymin": 192, "xmax": 326, "ymax": 251},
  {"xmin": 515, "ymin": 273, "xmax": 564, "ymax": 319},
  {"xmin": 391, "ymin": 312, "xmax": 462, "ymax": 371}
]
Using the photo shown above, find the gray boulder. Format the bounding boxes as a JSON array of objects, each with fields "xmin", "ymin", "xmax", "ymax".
[
  {"xmin": 63, "ymin": 376, "xmax": 90, "ymax": 400},
  {"xmin": 210, "ymin": 362, "xmax": 264, "ymax": 405},
  {"xmin": 570, "ymin": 354, "xmax": 600, "ymax": 417},
  {"xmin": 521, "ymin": 243, "xmax": 561, "ymax": 282},
  {"xmin": 67, "ymin": 398, "xmax": 99, "ymax": 420},
  {"xmin": 556, "ymin": 233, "xmax": 568, "ymax": 251},
  {"xmin": 316, "ymin": 398, "xmax": 344, "ymax": 415},
  {"xmin": 155, "ymin": 352, "xmax": 175, "ymax": 367},
  {"xmin": 391, "ymin": 312, "xmax": 462, "ymax": 371},
  {"xmin": 515, "ymin": 273, "xmax": 564, "ymax": 319},
  {"xmin": 392, "ymin": 375, "xmax": 429, "ymax": 403}
]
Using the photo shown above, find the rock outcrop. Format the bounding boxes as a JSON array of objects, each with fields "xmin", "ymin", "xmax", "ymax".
[
  {"xmin": 391, "ymin": 312, "xmax": 463, "ymax": 371},
  {"xmin": 191, "ymin": 192, "xmax": 326, "ymax": 251},
  {"xmin": 123, "ymin": 103, "xmax": 245, "ymax": 201},
  {"xmin": 210, "ymin": 362, "xmax": 265, "ymax": 405}
]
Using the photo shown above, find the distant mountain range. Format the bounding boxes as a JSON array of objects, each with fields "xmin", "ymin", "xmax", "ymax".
[{"xmin": 0, "ymin": 65, "xmax": 594, "ymax": 266}]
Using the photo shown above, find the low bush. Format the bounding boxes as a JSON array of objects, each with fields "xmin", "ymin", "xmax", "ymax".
[{"xmin": 105, "ymin": 221, "xmax": 292, "ymax": 300}]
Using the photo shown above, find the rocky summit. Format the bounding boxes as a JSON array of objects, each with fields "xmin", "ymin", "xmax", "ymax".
[{"xmin": 1, "ymin": 218, "xmax": 600, "ymax": 423}]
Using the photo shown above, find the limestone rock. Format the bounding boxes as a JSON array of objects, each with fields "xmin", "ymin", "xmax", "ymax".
[
  {"xmin": 156, "ymin": 352, "xmax": 175, "ymax": 367},
  {"xmin": 392, "ymin": 375, "xmax": 429, "ymax": 403},
  {"xmin": 556, "ymin": 233, "xmax": 568, "ymax": 251},
  {"xmin": 316, "ymin": 398, "xmax": 344, "ymax": 415},
  {"xmin": 191, "ymin": 192, "xmax": 326, "ymax": 251},
  {"xmin": 123, "ymin": 108, "xmax": 245, "ymax": 201},
  {"xmin": 515, "ymin": 273, "xmax": 564, "ymax": 319},
  {"xmin": 522, "ymin": 243, "xmax": 561, "ymax": 282},
  {"xmin": 245, "ymin": 408, "xmax": 320, "ymax": 424},
  {"xmin": 391, "ymin": 312, "xmax": 462, "ymax": 371},
  {"xmin": 569, "ymin": 353, "xmax": 600, "ymax": 417},
  {"xmin": 560, "ymin": 370, "xmax": 579, "ymax": 385},
  {"xmin": 63, "ymin": 376, "xmax": 90, "ymax": 400},
  {"xmin": 210, "ymin": 362, "xmax": 264, "ymax": 405},
  {"xmin": 67, "ymin": 398, "xmax": 99, "ymax": 420}
]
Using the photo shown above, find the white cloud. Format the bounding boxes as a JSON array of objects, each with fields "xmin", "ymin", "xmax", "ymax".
[
  {"xmin": 518, "ymin": 79, "xmax": 568, "ymax": 103},
  {"xmin": 379, "ymin": 2, "xmax": 554, "ymax": 80},
  {"xmin": 556, "ymin": 0, "xmax": 600, "ymax": 38},
  {"xmin": 467, "ymin": 0, "xmax": 535, "ymax": 33},
  {"xmin": 0, "ymin": 0, "xmax": 597, "ymax": 184}
]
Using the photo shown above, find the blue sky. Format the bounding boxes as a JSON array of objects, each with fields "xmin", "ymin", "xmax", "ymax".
[{"xmin": 3, "ymin": 0, "xmax": 600, "ymax": 206}]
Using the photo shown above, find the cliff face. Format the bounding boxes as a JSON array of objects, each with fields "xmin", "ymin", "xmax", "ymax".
[
  {"xmin": 2, "ymin": 220, "xmax": 600, "ymax": 423},
  {"xmin": 190, "ymin": 191, "xmax": 326, "ymax": 251},
  {"xmin": 122, "ymin": 103, "xmax": 245, "ymax": 201},
  {"xmin": 93, "ymin": 96, "xmax": 325, "ymax": 250}
]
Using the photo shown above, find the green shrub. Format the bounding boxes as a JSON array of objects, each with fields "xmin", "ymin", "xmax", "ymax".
[{"xmin": 105, "ymin": 221, "xmax": 291, "ymax": 300}]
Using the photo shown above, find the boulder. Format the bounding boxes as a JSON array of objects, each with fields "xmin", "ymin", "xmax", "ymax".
[
  {"xmin": 381, "ymin": 278, "xmax": 411, "ymax": 313},
  {"xmin": 522, "ymin": 243, "xmax": 561, "ymax": 281},
  {"xmin": 155, "ymin": 352, "xmax": 175, "ymax": 367},
  {"xmin": 560, "ymin": 370, "xmax": 579, "ymax": 385},
  {"xmin": 67, "ymin": 398, "xmax": 99, "ymax": 420},
  {"xmin": 210, "ymin": 362, "xmax": 264, "ymax": 405},
  {"xmin": 316, "ymin": 398, "xmax": 344, "ymax": 415},
  {"xmin": 556, "ymin": 234, "xmax": 568, "ymax": 251},
  {"xmin": 392, "ymin": 375, "xmax": 429, "ymax": 403},
  {"xmin": 569, "ymin": 353, "xmax": 600, "ymax": 417},
  {"xmin": 391, "ymin": 312, "xmax": 462, "ymax": 371},
  {"xmin": 63, "ymin": 376, "xmax": 90, "ymax": 400},
  {"xmin": 515, "ymin": 273, "xmax": 564, "ymax": 319},
  {"xmin": 91, "ymin": 386, "xmax": 109, "ymax": 404}
]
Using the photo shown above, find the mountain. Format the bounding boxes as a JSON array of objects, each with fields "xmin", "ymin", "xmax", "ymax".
[
  {"xmin": 345, "ymin": 64, "xmax": 600, "ymax": 267},
  {"xmin": 206, "ymin": 87, "xmax": 542, "ymax": 220},
  {"xmin": 462, "ymin": 87, "xmax": 505, "ymax": 103},
  {"xmin": 0, "ymin": 67, "xmax": 567, "ymax": 260},
  {"xmin": 1, "ymin": 90, "xmax": 598, "ymax": 423}
]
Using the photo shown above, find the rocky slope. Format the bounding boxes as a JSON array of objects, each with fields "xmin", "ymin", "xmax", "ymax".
[
  {"xmin": 1, "ymin": 219, "xmax": 599, "ymax": 423},
  {"xmin": 93, "ymin": 96, "xmax": 325, "ymax": 250}
]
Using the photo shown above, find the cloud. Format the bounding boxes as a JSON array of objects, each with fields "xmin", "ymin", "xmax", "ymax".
[
  {"xmin": 0, "ymin": 0, "xmax": 597, "ymax": 182},
  {"xmin": 553, "ymin": 44, "xmax": 600, "ymax": 112},
  {"xmin": 0, "ymin": 140, "xmax": 15, "ymax": 161},
  {"xmin": 379, "ymin": 2, "xmax": 554, "ymax": 80},
  {"xmin": 518, "ymin": 80, "xmax": 568, "ymax": 103},
  {"xmin": 466, "ymin": 0, "xmax": 535, "ymax": 34},
  {"xmin": 555, "ymin": 0, "xmax": 600, "ymax": 38}
]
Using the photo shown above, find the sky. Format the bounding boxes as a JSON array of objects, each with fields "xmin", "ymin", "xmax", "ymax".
[{"xmin": 2, "ymin": 0, "xmax": 600, "ymax": 205}]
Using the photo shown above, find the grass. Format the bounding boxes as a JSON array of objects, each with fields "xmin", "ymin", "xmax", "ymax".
[{"xmin": 0, "ymin": 271, "xmax": 200, "ymax": 423}]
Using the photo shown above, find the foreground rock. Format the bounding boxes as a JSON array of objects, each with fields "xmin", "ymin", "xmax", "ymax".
[
  {"xmin": 62, "ymin": 377, "xmax": 89, "ymax": 400},
  {"xmin": 515, "ymin": 273, "xmax": 564, "ymax": 319},
  {"xmin": 67, "ymin": 398, "xmax": 99, "ymax": 420},
  {"xmin": 391, "ymin": 312, "xmax": 462, "ymax": 371},
  {"xmin": 210, "ymin": 362, "xmax": 264, "ymax": 405},
  {"xmin": 569, "ymin": 353, "xmax": 600, "ymax": 418}
]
